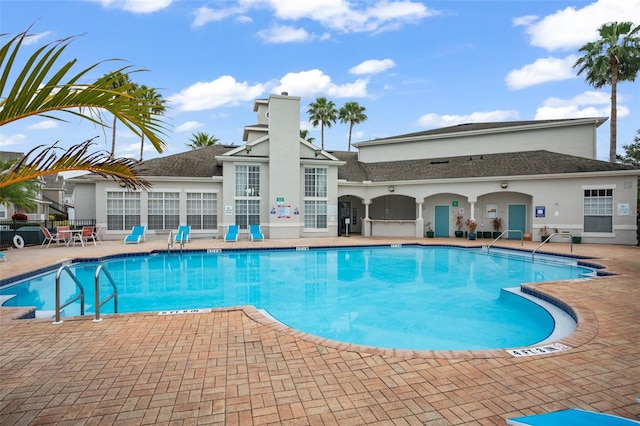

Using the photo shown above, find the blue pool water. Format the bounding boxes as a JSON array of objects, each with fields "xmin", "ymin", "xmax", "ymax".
[{"xmin": 0, "ymin": 246, "xmax": 593, "ymax": 350}]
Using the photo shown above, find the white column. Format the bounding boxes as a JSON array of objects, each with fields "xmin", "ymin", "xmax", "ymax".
[{"xmin": 416, "ymin": 201, "xmax": 424, "ymax": 237}]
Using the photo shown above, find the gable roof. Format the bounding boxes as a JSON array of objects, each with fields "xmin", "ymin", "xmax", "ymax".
[{"xmin": 332, "ymin": 150, "xmax": 639, "ymax": 182}]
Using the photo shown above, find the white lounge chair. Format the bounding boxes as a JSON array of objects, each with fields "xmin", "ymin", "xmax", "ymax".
[{"xmin": 124, "ymin": 225, "xmax": 146, "ymax": 244}]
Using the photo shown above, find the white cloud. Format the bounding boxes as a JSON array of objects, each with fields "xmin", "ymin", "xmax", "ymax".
[
  {"xmin": 273, "ymin": 69, "xmax": 368, "ymax": 98},
  {"xmin": 90, "ymin": 0, "xmax": 172, "ymax": 14},
  {"xmin": 506, "ymin": 55, "xmax": 578, "ymax": 90},
  {"xmin": 175, "ymin": 121, "xmax": 203, "ymax": 133},
  {"xmin": 168, "ymin": 76, "xmax": 266, "ymax": 112},
  {"xmin": 257, "ymin": 25, "xmax": 311, "ymax": 43},
  {"xmin": 23, "ymin": 31, "xmax": 52, "ymax": 46},
  {"xmin": 516, "ymin": 0, "xmax": 640, "ymax": 51},
  {"xmin": 195, "ymin": 0, "xmax": 435, "ymax": 34},
  {"xmin": 512, "ymin": 15, "xmax": 537, "ymax": 27},
  {"xmin": 534, "ymin": 91, "xmax": 628, "ymax": 120},
  {"xmin": 349, "ymin": 59, "xmax": 396, "ymax": 75},
  {"xmin": 0, "ymin": 133, "xmax": 26, "ymax": 148},
  {"xmin": 417, "ymin": 110, "xmax": 521, "ymax": 128},
  {"xmin": 27, "ymin": 120, "xmax": 58, "ymax": 130},
  {"xmin": 192, "ymin": 5, "xmax": 249, "ymax": 27}
]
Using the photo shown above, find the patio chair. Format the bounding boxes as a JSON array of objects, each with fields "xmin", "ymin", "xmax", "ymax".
[
  {"xmin": 73, "ymin": 226, "xmax": 97, "ymax": 247},
  {"xmin": 224, "ymin": 225, "xmax": 238, "ymax": 242},
  {"xmin": 0, "ymin": 253, "xmax": 5, "ymax": 261},
  {"xmin": 175, "ymin": 225, "xmax": 191, "ymax": 244},
  {"xmin": 249, "ymin": 224, "xmax": 264, "ymax": 241},
  {"xmin": 41, "ymin": 227, "xmax": 66, "ymax": 248},
  {"xmin": 92, "ymin": 223, "xmax": 104, "ymax": 242},
  {"xmin": 124, "ymin": 225, "xmax": 146, "ymax": 244},
  {"xmin": 56, "ymin": 226, "xmax": 71, "ymax": 245}
]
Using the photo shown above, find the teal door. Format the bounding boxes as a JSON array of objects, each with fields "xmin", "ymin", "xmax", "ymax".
[
  {"xmin": 434, "ymin": 205, "xmax": 449, "ymax": 237},
  {"xmin": 508, "ymin": 204, "xmax": 526, "ymax": 239}
]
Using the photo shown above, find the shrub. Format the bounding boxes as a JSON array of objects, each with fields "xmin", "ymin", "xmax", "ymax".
[{"xmin": 12, "ymin": 213, "xmax": 28, "ymax": 221}]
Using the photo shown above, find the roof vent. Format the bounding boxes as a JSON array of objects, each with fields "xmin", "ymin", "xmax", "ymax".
[{"xmin": 430, "ymin": 160, "xmax": 449, "ymax": 165}]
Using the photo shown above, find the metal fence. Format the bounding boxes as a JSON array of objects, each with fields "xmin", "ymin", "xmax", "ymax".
[{"xmin": 0, "ymin": 218, "xmax": 96, "ymax": 248}]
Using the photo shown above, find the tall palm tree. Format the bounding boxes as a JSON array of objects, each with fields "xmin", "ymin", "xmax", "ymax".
[
  {"xmin": 136, "ymin": 85, "xmax": 167, "ymax": 160},
  {"xmin": 299, "ymin": 129, "xmax": 316, "ymax": 144},
  {"xmin": 186, "ymin": 132, "xmax": 219, "ymax": 150},
  {"xmin": 104, "ymin": 71, "xmax": 133, "ymax": 159},
  {"xmin": 307, "ymin": 97, "xmax": 337, "ymax": 150},
  {"xmin": 338, "ymin": 101, "xmax": 367, "ymax": 152},
  {"xmin": 574, "ymin": 21, "xmax": 640, "ymax": 162},
  {"xmin": 0, "ymin": 28, "xmax": 169, "ymax": 190}
]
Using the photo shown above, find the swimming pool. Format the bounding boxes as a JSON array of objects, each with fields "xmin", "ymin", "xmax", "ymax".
[{"xmin": 0, "ymin": 245, "xmax": 594, "ymax": 350}]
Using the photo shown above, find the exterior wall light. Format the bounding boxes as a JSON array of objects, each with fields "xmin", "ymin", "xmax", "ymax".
[
  {"xmin": 501, "ymin": 182, "xmax": 508, "ymax": 189},
  {"xmin": 245, "ymin": 145, "xmax": 252, "ymax": 153},
  {"xmin": 388, "ymin": 186, "xmax": 395, "ymax": 192}
]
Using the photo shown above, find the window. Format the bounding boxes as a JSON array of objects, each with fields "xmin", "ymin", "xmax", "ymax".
[
  {"xmin": 304, "ymin": 201, "xmax": 327, "ymax": 228},
  {"xmin": 235, "ymin": 165, "xmax": 260, "ymax": 229},
  {"xmin": 304, "ymin": 168, "xmax": 327, "ymax": 229},
  {"xmin": 304, "ymin": 168, "xmax": 327, "ymax": 197},
  {"xmin": 187, "ymin": 193, "xmax": 217, "ymax": 230},
  {"xmin": 107, "ymin": 192, "xmax": 140, "ymax": 230},
  {"xmin": 235, "ymin": 200, "xmax": 260, "ymax": 230},
  {"xmin": 148, "ymin": 192, "xmax": 180, "ymax": 230},
  {"xmin": 235, "ymin": 165, "xmax": 260, "ymax": 196},
  {"xmin": 0, "ymin": 203, "xmax": 6, "ymax": 219},
  {"xmin": 583, "ymin": 189, "xmax": 613, "ymax": 233}
]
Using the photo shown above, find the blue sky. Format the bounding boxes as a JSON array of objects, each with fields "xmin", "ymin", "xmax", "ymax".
[{"xmin": 1, "ymin": 0, "xmax": 639, "ymax": 161}]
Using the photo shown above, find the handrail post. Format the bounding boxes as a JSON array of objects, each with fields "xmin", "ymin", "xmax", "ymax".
[
  {"xmin": 53, "ymin": 265, "xmax": 85, "ymax": 325},
  {"xmin": 94, "ymin": 265, "xmax": 118, "ymax": 322},
  {"xmin": 167, "ymin": 230, "xmax": 173, "ymax": 253},
  {"xmin": 94, "ymin": 265, "xmax": 103, "ymax": 322}
]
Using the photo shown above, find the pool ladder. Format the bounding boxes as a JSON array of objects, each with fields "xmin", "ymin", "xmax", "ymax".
[
  {"xmin": 53, "ymin": 264, "xmax": 118, "ymax": 324},
  {"xmin": 167, "ymin": 230, "xmax": 186, "ymax": 253},
  {"xmin": 486, "ymin": 229, "xmax": 524, "ymax": 253}
]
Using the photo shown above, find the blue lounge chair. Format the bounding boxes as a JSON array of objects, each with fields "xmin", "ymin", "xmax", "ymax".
[
  {"xmin": 507, "ymin": 408, "xmax": 640, "ymax": 426},
  {"xmin": 175, "ymin": 225, "xmax": 190, "ymax": 244},
  {"xmin": 0, "ymin": 252, "xmax": 5, "ymax": 261},
  {"xmin": 224, "ymin": 225, "xmax": 238, "ymax": 242},
  {"xmin": 124, "ymin": 225, "xmax": 146, "ymax": 244},
  {"xmin": 249, "ymin": 224, "xmax": 264, "ymax": 241}
]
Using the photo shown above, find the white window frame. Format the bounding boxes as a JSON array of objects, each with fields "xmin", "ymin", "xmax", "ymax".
[
  {"xmin": 106, "ymin": 192, "xmax": 140, "ymax": 231},
  {"xmin": 187, "ymin": 192, "xmax": 217, "ymax": 230},
  {"xmin": 582, "ymin": 186, "xmax": 614, "ymax": 235},
  {"xmin": 304, "ymin": 167, "xmax": 328, "ymax": 229},
  {"xmin": 148, "ymin": 192, "xmax": 180, "ymax": 230},
  {"xmin": 235, "ymin": 165, "xmax": 261, "ymax": 229}
]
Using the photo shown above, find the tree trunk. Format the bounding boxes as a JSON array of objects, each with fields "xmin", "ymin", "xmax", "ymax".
[
  {"xmin": 139, "ymin": 134, "xmax": 145, "ymax": 161},
  {"xmin": 348, "ymin": 122, "xmax": 353, "ymax": 152},
  {"xmin": 110, "ymin": 115, "xmax": 117, "ymax": 160},
  {"xmin": 321, "ymin": 124, "xmax": 325, "ymax": 150},
  {"xmin": 609, "ymin": 56, "xmax": 618, "ymax": 163}
]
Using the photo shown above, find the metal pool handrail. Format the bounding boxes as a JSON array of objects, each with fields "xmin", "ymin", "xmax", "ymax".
[
  {"xmin": 53, "ymin": 265, "xmax": 85, "ymax": 325},
  {"xmin": 486, "ymin": 229, "xmax": 523, "ymax": 253},
  {"xmin": 532, "ymin": 232, "xmax": 573, "ymax": 259},
  {"xmin": 93, "ymin": 265, "xmax": 118, "ymax": 322}
]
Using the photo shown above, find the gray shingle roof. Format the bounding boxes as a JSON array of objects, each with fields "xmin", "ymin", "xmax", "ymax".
[
  {"xmin": 331, "ymin": 150, "xmax": 639, "ymax": 182},
  {"xmin": 139, "ymin": 145, "xmax": 235, "ymax": 177}
]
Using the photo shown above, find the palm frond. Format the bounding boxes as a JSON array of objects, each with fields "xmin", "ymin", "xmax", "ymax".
[
  {"xmin": 0, "ymin": 139, "xmax": 151, "ymax": 191},
  {"xmin": 0, "ymin": 30, "xmax": 170, "ymax": 154}
]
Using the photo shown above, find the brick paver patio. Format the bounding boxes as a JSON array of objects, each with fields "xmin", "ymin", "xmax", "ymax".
[{"xmin": 1, "ymin": 237, "xmax": 639, "ymax": 425}]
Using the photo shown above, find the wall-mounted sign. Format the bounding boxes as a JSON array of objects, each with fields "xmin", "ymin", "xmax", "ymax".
[
  {"xmin": 452, "ymin": 201, "xmax": 459, "ymax": 207},
  {"xmin": 535, "ymin": 206, "xmax": 545, "ymax": 218},
  {"xmin": 224, "ymin": 205, "xmax": 233, "ymax": 216},
  {"xmin": 278, "ymin": 205, "xmax": 291, "ymax": 218},
  {"xmin": 276, "ymin": 197, "xmax": 285, "ymax": 206},
  {"xmin": 617, "ymin": 203, "xmax": 630, "ymax": 216}
]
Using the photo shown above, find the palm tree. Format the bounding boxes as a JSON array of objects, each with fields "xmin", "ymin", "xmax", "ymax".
[
  {"xmin": 104, "ymin": 71, "xmax": 133, "ymax": 159},
  {"xmin": 307, "ymin": 97, "xmax": 337, "ymax": 150},
  {"xmin": 0, "ymin": 29, "xmax": 169, "ymax": 190},
  {"xmin": 0, "ymin": 157, "xmax": 39, "ymax": 210},
  {"xmin": 136, "ymin": 85, "xmax": 167, "ymax": 160},
  {"xmin": 299, "ymin": 129, "xmax": 316, "ymax": 144},
  {"xmin": 186, "ymin": 132, "xmax": 219, "ymax": 150},
  {"xmin": 338, "ymin": 101, "xmax": 367, "ymax": 152},
  {"xmin": 574, "ymin": 21, "xmax": 640, "ymax": 162}
]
